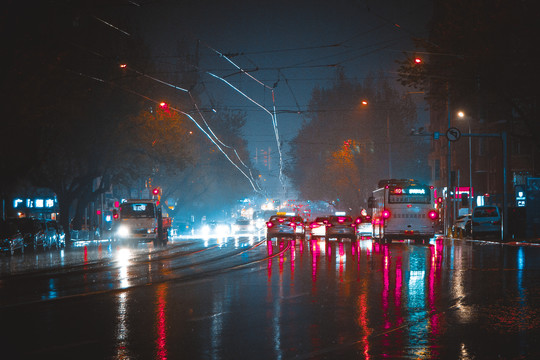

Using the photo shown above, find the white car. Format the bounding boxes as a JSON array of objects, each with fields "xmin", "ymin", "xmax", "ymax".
[
  {"xmin": 233, "ymin": 218, "xmax": 253, "ymax": 236},
  {"xmin": 471, "ymin": 206, "xmax": 502, "ymax": 240},
  {"xmin": 308, "ymin": 217, "xmax": 328, "ymax": 238}
]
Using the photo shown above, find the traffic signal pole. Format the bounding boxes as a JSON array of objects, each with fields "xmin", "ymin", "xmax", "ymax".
[{"xmin": 412, "ymin": 129, "xmax": 509, "ymax": 241}]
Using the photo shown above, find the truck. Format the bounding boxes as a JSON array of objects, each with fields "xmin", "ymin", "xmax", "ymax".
[{"xmin": 112, "ymin": 199, "xmax": 169, "ymax": 246}]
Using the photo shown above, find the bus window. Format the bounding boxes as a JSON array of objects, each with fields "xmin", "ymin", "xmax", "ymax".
[{"xmin": 388, "ymin": 187, "xmax": 431, "ymax": 204}]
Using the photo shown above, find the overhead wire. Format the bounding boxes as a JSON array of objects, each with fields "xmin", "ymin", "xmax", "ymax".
[{"xmin": 201, "ymin": 43, "xmax": 286, "ymax": 189}]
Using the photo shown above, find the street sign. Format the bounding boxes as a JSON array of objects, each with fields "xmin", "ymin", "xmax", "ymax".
[{"xmin": 446, "ymin": 127, "xmax": 461, "ymax": 141}]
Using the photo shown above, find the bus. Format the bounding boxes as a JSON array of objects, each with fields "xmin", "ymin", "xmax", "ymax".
[{"xmin": 368, "ymin": 179, "xmax": 439, "ymax": 244}]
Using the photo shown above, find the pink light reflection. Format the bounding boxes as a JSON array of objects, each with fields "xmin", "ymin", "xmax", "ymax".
[{"xmin": 155, "ymin": 283, "xmax": 168, "ymax": 360}]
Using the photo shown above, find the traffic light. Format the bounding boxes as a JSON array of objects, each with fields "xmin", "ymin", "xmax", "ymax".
[
  {"xmin": 152, "ymin": 187, "xmax": 160, "ymax": 196},
  {"xmin": 112, "ymin": 209, "xmax": 119, "ymax": 220},
  {"xmin": 158, "ymin": 102, "xmax": 169, "ymax": 111}
]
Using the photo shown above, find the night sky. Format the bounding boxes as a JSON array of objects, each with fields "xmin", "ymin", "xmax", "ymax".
[{"xmin": 133, "ymin": 0, "xmax": 432, "ymax": 192}]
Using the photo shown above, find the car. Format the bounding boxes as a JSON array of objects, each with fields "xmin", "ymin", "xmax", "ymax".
[
  {"xmin": 289, "ymin": 216, "xmax": 306, "ymax": 239},
  {"xmin": 41, "ymin": 219, "xmax": 59, "ymax": 248},
  {"xmin": 232, "ymin": 217, "xmax": 254, "ymax": 236},
  {"xmin": 0, "ymin": 219, "xmax": 25, "ymax": 255},
  {"xmin": 46, "ymin": 220, "xmax": 65, "ymax": 248},
  {"xmin": 326, "ymin": 214, "xmax": 356, "ymax": 241},
  {"xmin": 10, "ymin": 217, "xmax": 49, "ymax": 251},
  {"xmin": 201, "ymin": 220, "xmax": 231, "ymax": 237},
  {"xmin": 171, "ymin": 221, "xmax": 193, "ymax": 237},
  {"xmin": 308, "ymin": 216, "xmax": 329, "ymax": 239},
  {"xmin": 354, "ymin": 215, "xmax": 373, "ymax": 239},
  {"xmin": 453, "ymin": 214, "xmax": 472, "ymax": 238},
  {"xmin": 266, "ymin": 215, "xmax": 296, "ymax": 240},
  {"xmin": 471, "ymin": 206, "xmax": 502, "ymax": 240}
]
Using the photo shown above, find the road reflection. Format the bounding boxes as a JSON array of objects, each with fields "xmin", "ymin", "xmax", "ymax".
[{"xmin": 264, "ymin": 238, "xmax": 449, "ymax": 357}]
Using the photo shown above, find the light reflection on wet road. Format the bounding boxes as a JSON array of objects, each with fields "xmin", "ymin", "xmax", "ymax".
[{"xmin": 1, "ymin": 235, "xmax": 540, "ymax": 359}]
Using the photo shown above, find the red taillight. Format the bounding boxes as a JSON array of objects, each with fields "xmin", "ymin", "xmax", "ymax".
[
  {"xmin": 266, "ymin": 222, "xmax": 273, "ymax": 228},
  {"xmin": 428, "ymin": 210, "xmax": 438, "ymax": 220},
  {"xmin": 278, "ymin": 218, "xmax": 284, "ymax": 223},
  {"xmin": 310, "ymin": 223, "xmax": 319, "ymax": 229},
  {"xmin": 382, "ymin": 210, "xmax": 391, "ymax": 219}
]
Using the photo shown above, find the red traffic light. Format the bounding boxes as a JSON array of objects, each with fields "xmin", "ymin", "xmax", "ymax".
[
  {"xmin": 112, "ymin": 210, "xmax": 119, "ymax": 220},
  {"xmin": 152, "ymin": 188, "xmax": 160, "ymax": 196},
  {"xmin": 414, "ymin": 57, "xmax": 422, "ymax": 64}
]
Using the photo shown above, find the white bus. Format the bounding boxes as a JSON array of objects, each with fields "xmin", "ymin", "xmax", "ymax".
[{"xmin": 368, "ymin": 179, "xmax": 439, "ymax": 244}]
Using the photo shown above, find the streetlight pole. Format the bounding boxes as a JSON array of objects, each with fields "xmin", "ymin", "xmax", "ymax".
[
  {"xmin": 458, "ymin": 111, "xmax": 473, "ymax": 214},
  {"xmin": 387, "ymin": 111, "xmax": 392, "ymax": 179}
]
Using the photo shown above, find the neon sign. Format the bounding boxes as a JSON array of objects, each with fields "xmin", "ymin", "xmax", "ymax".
[{"xmin": 13, "ymin": 198, "xmax": 56, "ymax": 209}]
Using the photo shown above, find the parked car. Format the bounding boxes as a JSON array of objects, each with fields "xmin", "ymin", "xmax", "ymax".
[
  {"xmin": 471, "ymin": 206, "xmax": 502, "ymax": 240},
  {"xmin": 326, "ymin": 215, "xmax": 356, "ymax": 241},
  {"xmin": 41, "ymin": 219, "xmax": 60, "ymax": 248},
  {"xmin": 10, "ymin": 217, "xmax": 48, "ymax": 251},
  {"xmin": 266, "ymin": 214, "xmax": 296, "ymax": 240},
  {"xmin": 308, "ymin": 216, "xmax": 329, "ymax": 239},
  {"xmin": 0, "ymin": 220, "xmax": 25, "ymax": 255},
  {"xmin": 453, "ymin": 214, "xmax": 472, "ymax": 238}
]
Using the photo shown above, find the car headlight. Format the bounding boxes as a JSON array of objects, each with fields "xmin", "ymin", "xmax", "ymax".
[
  {"xmin": 117, "ymin": 225, "xmax": 129, "ymax": 237},
  {"xmin": 201, "ymin": 225, "xmax": 210, "ymax": 235},
  {"xmin": 216, "ymin": 225, "xmax": 229, "ymax": 236}
]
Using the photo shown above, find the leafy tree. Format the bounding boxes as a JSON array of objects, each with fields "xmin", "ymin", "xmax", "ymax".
[
  {"xmin": 287, "ymin": 70, "xmax": 423, "ymax": 213},
  {"xmin": 151, "ymin": 106, "xmax": 256, "ymax": 221},
  {"xmin": 397, "ymin": 0, "xmax": 540, "ymax": 146},
  {"xmin": 2, "ymin": 1, "xmax": 195, "ymax": 238}
]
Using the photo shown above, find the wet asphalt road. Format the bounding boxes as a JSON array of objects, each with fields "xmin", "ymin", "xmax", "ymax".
[{"xmin": 1, "ymin": 233, "xmax": 540, "ymax": 360}]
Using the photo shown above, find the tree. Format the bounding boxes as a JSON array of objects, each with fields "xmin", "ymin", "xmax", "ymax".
[
  {"xmin": 2, "ymin": 1, "xmax": 195, "ymax": 238},
  {"xmin": 287, "ymin": 70, "xmax": 422, "ymax": 212},
  {"xmin": 397, "ymin": 0, "xmax": 540, "ymax": 146}
]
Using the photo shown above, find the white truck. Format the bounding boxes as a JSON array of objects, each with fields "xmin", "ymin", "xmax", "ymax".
[{"xmin": 113, "ymin": 199, "xmax": 168, "ymax": 246}]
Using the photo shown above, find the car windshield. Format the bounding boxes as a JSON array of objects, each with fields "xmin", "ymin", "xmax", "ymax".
[
  {"xmin": 269, "ymin": 216, "xmax": 288, "ymax": 222},
  {"xmin": 13, "ymin": 219, "xmax": 34, "ymax": 232},
  {"xmin": 473, "ymin": 207, "xmax": 498, "ymax": 217},
  {"xmin": 121, "ymin": 203, "xmax": 156, "ymax": 218},
  {"xmin": 329, "ymin": 216, "xmax": 353, "ymax": 223},
  {"xmin": 0, "ymin": 221, "xmax": 19, "ymax": 236}
]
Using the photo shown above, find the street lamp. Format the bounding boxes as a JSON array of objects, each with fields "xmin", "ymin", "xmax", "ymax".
[
  {"xmin": 458, "ymin": 111, "xmax": 473, "ymax": 214},
  {"xmin": 360, "ymin": 100, "xmax": 391, "ymax": 178}
]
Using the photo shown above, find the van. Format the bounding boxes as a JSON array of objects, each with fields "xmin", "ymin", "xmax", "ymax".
[{"xmin": 471, "ymin": 206, "xmax": 502, "ymax": 240}]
